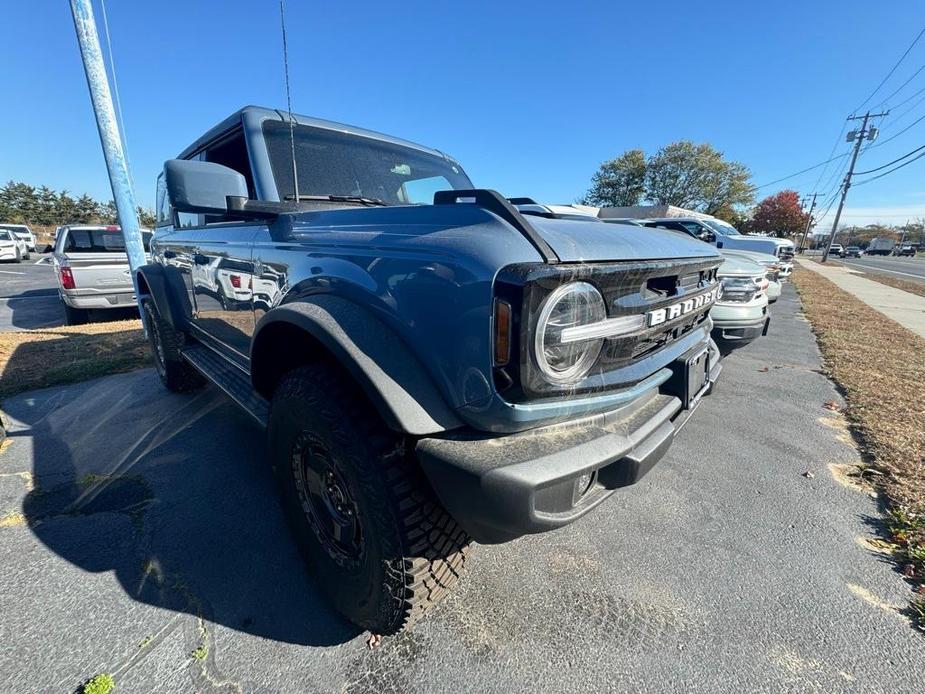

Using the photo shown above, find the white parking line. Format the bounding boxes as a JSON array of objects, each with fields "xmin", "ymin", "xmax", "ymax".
[
  {"xmin": 0, "ymin": 270, "xmax": 25, "ymax": 275},
  {"xmin": 34, "ymin": 257, "xmax": 51, "ymax": 265}
]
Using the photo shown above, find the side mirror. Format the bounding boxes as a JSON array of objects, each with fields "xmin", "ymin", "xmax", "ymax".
[
  {"xmin": 697, "ymin": 231, "xmax": 715, "ymax": 243},
  {"xmin": 163, "ymin": 160, "xmax": 248, "ymax": 215}
]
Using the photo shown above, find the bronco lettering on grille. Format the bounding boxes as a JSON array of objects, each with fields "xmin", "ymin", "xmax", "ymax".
[{"xmin": 646, "ymin": 286, "xmax": 720, "ymax": 328}]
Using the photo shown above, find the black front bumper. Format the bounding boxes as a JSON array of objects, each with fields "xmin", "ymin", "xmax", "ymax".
[
  {"xmin": 712, "ymin": 315, "xmax": 770, "ymax": 343},
  {"xmin": 416, "ymin": 344, "xmax": 722, "ymax": 544}
]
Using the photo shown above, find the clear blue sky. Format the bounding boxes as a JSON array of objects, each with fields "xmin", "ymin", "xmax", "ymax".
[{"xmin": 3, "ymin": 1, "xmax": 924, "ymax": 228}]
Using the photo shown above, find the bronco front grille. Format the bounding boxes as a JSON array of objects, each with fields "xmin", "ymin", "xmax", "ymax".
[{"xmin": 494, "ymin": 256, "xmax": 723, "ymax": 401}]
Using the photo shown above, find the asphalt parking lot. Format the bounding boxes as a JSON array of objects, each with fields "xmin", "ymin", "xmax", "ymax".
[
  {"xmin": 0, "ymin": 253, "xmax": 137, "ymax": 330},
  {"xmin": 2, "ymin": 284, "xmax": 924, "ymax": 693}
]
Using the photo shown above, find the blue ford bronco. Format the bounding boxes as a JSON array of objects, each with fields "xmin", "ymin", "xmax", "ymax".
[{"xmin": 138, "ymin": 106, "xmax": 724, "ymax": 633}]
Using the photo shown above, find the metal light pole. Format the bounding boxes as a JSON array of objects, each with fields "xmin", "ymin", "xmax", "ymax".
[
  {"xmin": 69, "ymin": 0, "xmax": 146, "ymax": 321},
  {"xmin": 821, "ymin": 111, "xmax": 889, "ymax": 263}
]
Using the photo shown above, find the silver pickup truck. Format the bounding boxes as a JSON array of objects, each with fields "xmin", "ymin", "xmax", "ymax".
[{"xmin": 53, "ymin": 225, "xmax": 151, "ymax": 325}]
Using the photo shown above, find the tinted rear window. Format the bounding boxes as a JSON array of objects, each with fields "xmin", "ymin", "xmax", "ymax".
[{"xmin": 62, "ymin": 229, "xmax": 152, "ymax": 253}]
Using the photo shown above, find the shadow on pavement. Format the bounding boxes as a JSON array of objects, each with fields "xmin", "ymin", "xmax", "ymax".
[
  {"xmin": 3, "ymin": 289, "xmax": 64, "ymax": 330},
  {"xmin": 5, "ymin": 369, "xmax": 358, "ymax": 647}
]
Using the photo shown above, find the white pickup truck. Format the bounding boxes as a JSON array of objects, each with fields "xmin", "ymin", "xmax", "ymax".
[{"xmin": 52, "ymin": 225, "xmax": 151, "ymax": 324}]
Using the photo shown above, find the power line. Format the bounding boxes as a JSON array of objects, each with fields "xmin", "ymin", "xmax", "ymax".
[
  {"xmin": 811, "ymin": 122, "xmax": 849, "ymax": 192},
  {"xmin": 753, "ymin": 150, "xmax": 850, "ymax": 189},
  {"xmin": 869, "ymin": 112, "xmax": 925, "ymax": 149},
  {"xmin": 854, "ymin": 149, "xmax": 925, "ymax": 186},
  {"xmin": 854, "ymin": 26, "xmax": 925, "ymax": 113},
  {"xmin": 854, "ymin": 143, "xmax": 925, "ymax": 174},
  {"xmin": 877, "ymin": 62, "xmax": 925, "ymax": 108},
  {"xmin": 888, "ymin": 81, "xmax": 925, "ymax": 112}
]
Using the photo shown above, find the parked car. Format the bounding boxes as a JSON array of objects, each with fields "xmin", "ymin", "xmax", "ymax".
[
  {"xmin": 0, "ymin": 229, "xmax": 28, "ymax": 263},
  {"xmin": 0, "ymin": 224, "xmax": 37, "ymax": 253},
  {"xmin": 52, "ymin": 225, "xmax": 152, "ymax": 324},
  {"xmin": 894, "ymin": 245, "xmax": 918, "ymax": 257},
  {"xmin": 843, "ymin": 246, "xmax": 861, "ymax": 258},
  {"xmin": 715, "ymin": 249, "xmax": 782, "ymax": 303},
  {"xmin": 712, "ymin": 255, "xmax": 771, "ymax": 345},
  {"xmin": 139, "ymin": 105, "xmax": 726, "ymax": 634},
  {"xmin": 635, "ymin": 216, "xmax": 795, "ymax": 261},
  {"xmin": 828, "ymin": 244, "xmax": 844, "ymax": 257}
]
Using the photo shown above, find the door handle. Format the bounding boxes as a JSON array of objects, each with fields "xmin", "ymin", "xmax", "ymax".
[
  {"xmin": 162, "ymin": 249, "xmax": 177, "ymax": 259},
  {"xmin": 193, "ymin": 253, "xmax": 210, "ymax": 265}
]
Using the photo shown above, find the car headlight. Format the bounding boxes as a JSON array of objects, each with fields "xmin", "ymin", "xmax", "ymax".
[
  {"xmin": 533, "ymin": 282, "xmax": 606, "ymax": 384},
  {"xmin": 719, "ymin": 276, "xmax": 759, "ymax": 302}
]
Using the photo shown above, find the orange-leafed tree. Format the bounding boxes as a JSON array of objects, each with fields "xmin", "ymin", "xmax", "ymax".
[{"xmin": 747, "ymin": 190, "xmax": 809, "ymax": 238}]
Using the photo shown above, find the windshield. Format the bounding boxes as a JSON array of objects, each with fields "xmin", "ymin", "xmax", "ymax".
[
  {"xmin": 703, "ymin": 219, "xmax": 741, "ymax": 236},
  {"xmin": 61, "ymin": 228, "xmax": 153, "ymax": 253},
  {"xmin": 0, "ymin": 226, "xmax": 27, "ymax": 236},
  {"xmin": 263, "ymin": 121, "xmax": 473, "ymax": 205},
  {"xmin": 0, "ymin": 231, "xmax": 12, "ymax": 241}
]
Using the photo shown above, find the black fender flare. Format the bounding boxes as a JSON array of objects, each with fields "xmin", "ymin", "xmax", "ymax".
[
  {"xmin": 251, "ymin": 296, "xmax": 462, "ymax": 436},
  {"xmin": 134, "ymin": 263, "xmax": 191, "ymax": 330}
]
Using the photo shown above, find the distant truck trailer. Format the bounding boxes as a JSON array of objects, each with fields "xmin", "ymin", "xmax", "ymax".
[{"xmin": 867, "ymin": 237, "xmax": 895, "ymax": 256}]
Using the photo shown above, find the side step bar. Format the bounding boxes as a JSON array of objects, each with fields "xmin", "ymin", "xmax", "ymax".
[{"xmin": 181, "ymin": 345, "xmax": 269, "ymax": 428}]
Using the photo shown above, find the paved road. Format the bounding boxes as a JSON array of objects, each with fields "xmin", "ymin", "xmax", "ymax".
[
  {"xmin": 1, "ymin": 285, "xmax": 923, "ymax": 693},
  {"xmin": 839, "ymin": 256, "xmax": 925, "ymax": 285},
  {"xmin": 0, "ymin": 253, "xmax": 137, "ymax": 330}
]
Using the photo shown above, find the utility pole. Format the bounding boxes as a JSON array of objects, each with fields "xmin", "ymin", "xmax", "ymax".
[
  {"xmin": 798, "ymin": 192, "xmax": 817, "ymax": 254},
  {"xmin": 69, "ymin": 0, "xmax": 146, "ymax": 323},
  {"xmin": 821, "ymin": 111, "xmax": 888, "ymax": 263}
]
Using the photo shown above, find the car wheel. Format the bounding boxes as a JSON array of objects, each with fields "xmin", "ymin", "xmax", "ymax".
[
  {"xmin": 13, "ymin": 249, "xmax": 21, "ymax": 264},
  {"xmin": 269, "ymin": 364, "xmax": 471, "ymax": 634},
  {"xmin": 63, "ymin": 304, "xmax": 88, "ymax": 325},
  {"xmin": 141, "ymin": 298, "xmax": 205, "ymax": 392}
]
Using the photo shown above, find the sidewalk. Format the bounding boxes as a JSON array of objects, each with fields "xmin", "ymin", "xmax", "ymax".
[{"xmin": 797, "ymin": 257, "xmax": 925, "ymax": 339}]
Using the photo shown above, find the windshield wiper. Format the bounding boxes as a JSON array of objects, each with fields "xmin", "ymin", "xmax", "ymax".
[{"xmin": 286, "ymin": 194, "xmax": 390, "ymax": 207}]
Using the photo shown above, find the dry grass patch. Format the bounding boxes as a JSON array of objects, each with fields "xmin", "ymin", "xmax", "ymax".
[
  {"xmin": 0, "ymin": 319, "xmax": 149, "ymax": 399},
  {"xmin": 793, "ymin": 267, "xmax": 925, "ymax": 626}
]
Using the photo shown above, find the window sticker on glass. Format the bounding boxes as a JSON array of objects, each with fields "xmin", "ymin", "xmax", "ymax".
[{"xmin": 391, "ymin": 164, "xmax": 412, "ymax": 176}]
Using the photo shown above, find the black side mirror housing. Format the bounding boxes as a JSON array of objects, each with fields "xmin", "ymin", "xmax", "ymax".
[{"xmin": 163, "ymin": 159, "xmax": 248, "ymax": 215}]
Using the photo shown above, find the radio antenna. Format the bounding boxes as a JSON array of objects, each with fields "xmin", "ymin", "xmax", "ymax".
[{"xmin": 279, "ymin": 0, "xmax": 299, "ymax": 201}]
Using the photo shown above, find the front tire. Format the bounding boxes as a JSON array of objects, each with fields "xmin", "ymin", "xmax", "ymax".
[
  {"xmin": 269, "ymin": 364, "xmax": 471, "ymax": 634},
  {"xmin": 141, "ymin": 298, "xmax": 205, "ymax": 392}
]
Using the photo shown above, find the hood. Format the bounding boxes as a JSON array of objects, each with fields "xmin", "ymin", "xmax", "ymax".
[
  {"xmin": 734, "ymin": 235, "xmax": 793, "ymax": 248},
  {"xmin": 525, "ymin": 216, "xmax": 722, "ymax": 263},
  {"xmin": 718, "ymin": 255, "xmax": 765, "ymax": 277},
  {"xmin": 720, "ymin": 248, "xmax": 779, "ymax": 265},
  {"xmin": 286, "ymin": 203, "xmax": 723, "ymax": 264}
]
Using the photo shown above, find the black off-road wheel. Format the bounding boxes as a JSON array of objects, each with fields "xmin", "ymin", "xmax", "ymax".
[
  {"xmin": 141, "ymin": 298, "xmax": 205, "ymax": 393},
  {"xmin": 269, "ymin": 364, "xmax": 471, "ymax": 634}
]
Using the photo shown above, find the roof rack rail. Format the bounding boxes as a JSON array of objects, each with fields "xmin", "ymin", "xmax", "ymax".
[{"xmin": 433, "ymin": 189, "xmax": 559, "ymax": 264}]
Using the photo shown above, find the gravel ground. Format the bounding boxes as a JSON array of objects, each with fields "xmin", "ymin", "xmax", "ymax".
[{"xmin": 1, "ymin": 283, "xmax": 923, "ymax": 693}]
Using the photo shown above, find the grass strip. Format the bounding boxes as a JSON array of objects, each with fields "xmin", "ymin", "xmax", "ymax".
[{"xmin": 0, "ymin": 319, "xmax": 149, "ymax": 400}]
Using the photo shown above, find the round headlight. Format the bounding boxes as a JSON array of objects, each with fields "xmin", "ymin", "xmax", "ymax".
[{"xmin": 534, "ymin": 282, "xmax": 606, "ymax": 384}]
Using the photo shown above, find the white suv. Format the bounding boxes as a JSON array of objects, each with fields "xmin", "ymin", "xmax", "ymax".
[{"xmin": 0, "ymin": 224, "xmax": 37, "ymax": 252}]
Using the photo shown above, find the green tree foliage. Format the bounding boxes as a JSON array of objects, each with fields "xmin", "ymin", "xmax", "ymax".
[
  {"xmin": 746, "ymin": 189, "xmax": 808, "ymax": 238},
  {"xmin": 0, "ymin": 180, "xmax": 155, "ymax": 228},
  {"xmin": 582, "ymin": 149, "xmax": 646, "ymax": 206},
  {"xmin": 645, "ymin": 141, "xmax": 755, "ymax": 214},
  {"xmin": 583, "ymin": 141, "xmax": 755, "ymax": 216}
]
